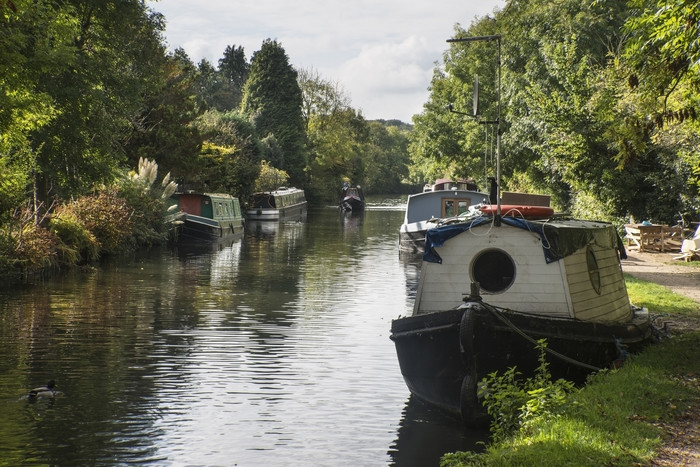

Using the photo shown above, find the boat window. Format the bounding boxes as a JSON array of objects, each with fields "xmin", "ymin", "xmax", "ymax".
[
  {"xmin": 442, "ymin": 198, "xmax": 470, "ymax": 217},
  {"xmin": 457, "ymin": 200, "xmax": 469, "ymax": 214},
  {"xmin": 444, "ymin": 200, "xmax": 455, "ymax": 217},
  {"xmin": 471, "ymin": 249, "xmax": 515, "ymax": 293},
  {"xmin": 586, "ymin": 246, "xmax": 601, "ymax": 294}
]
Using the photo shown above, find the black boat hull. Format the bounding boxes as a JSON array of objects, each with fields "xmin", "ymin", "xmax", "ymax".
[
  {"xmin": 390, "ymin": 300, "xmax": 653, "ymax": 426},
  {"xmin": 340, "ymin": 197, "xmax": 364, "ymax": 212},
  {"xmin": 177, "ymin": 215, "xmax": 244, "ymax": 242}
]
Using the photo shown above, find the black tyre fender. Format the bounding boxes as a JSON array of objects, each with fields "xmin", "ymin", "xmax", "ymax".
[
  {"xmin": 460, "ymin": 371, "xmax": 489, "ymax": 428},
  {"xmin": 459, "ymin": 303, "xmax": 476, "ymax": 358},
  {"xmin": 459, "ymin": 305, "xmax": 489, "ymax": 427}
]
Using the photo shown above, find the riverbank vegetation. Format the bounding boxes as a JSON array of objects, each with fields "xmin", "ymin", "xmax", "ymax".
[
  {"xmin": 0, "ymin": 157, "xmax": 177, "ymax": 280},
  {"xmin": 412, "ymin": 0, "xmax": 699, "ymax": 225},
  {"xmin": 2, "ymin": 0, "xmax": 699, "ymax": 275},
  {"xmin": 442, "ymin": 274, "xmax": 700, "ymax": 466}
]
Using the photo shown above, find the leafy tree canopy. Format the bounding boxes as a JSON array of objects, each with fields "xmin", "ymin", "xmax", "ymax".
[
  {"xmin": 240, "ymin": 39, "xmax": 308, "ymax": 187},
  {"xmin": 410, "ymin": 0, "xmax": 699, "ymax": 223}
]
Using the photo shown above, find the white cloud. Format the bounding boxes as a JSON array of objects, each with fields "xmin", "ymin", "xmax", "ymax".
[{"xmin": 148, "ymin": 0, "xmax": 504, "ymax": 122}]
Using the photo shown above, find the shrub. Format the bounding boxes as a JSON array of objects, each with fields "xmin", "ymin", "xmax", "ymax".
[
  {"xmin": 62, "ymin": 189, "xmax": 133, "ymax": 255},
  {"xmin": 479, "ymin": 339, "xmax": 577, "ymax": 442},
  {"xmin": 0, "ymin": 205, "xmax": 59, "ymax": 278},
  {"xmin": 116, "ymin": 157, "xmax": 179, "ymax": 247},
  {"xmin": 14, "ymin": 224, "xmax": 60, "ymax": 272},
  {"xmin": 49, "ymin": 208, "xmax": 100, "ymax": 264}
]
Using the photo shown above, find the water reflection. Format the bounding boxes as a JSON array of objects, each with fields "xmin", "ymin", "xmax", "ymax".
[
  {"xmin": 0, "ymin": 199, "xmax": 488, "ymax": 466},
  {"xmin": 389, "ymin": 396, "xmax": 489, "ymax": 466}
]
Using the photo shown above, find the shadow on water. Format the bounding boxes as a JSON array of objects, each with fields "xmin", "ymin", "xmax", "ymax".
[{"xmin": 389, "ymin": 395, "xmax": 489, "ymax": 466}]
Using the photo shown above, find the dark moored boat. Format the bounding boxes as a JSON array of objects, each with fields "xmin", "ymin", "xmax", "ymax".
[
  {"xmin": 169, "ymin": 192, "xmax": 244, "ymax": 242},
  {"xmin": 339, "ymin": 184, "xmax": 365, "ymax": 212},
  {"xmin": 390, "ymin": 212, "xmax": 654, "ymax": 426},
  {"xmin": 246, "ymin": 187, "xmax": 307, "ymax": 221}
]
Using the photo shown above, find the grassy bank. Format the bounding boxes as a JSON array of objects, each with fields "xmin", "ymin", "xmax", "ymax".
[{"xmin": 442, "ymin": 274, "xmax": 700, "ymax": 466}]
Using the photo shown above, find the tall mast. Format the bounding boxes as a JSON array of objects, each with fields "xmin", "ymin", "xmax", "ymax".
[{"xmin": 446, "ymin": 34, "xmax": 502, "ymax": 225}]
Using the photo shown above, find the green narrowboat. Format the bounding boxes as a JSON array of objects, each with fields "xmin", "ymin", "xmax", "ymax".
[{"xmin": 169, "ymin": 192, "xmax": 244, "ymax": 242}]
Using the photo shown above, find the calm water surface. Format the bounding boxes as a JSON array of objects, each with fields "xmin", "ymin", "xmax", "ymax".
[{"xmin": 0, "ymin": 197, "xmax": 487, "ymax": 466}]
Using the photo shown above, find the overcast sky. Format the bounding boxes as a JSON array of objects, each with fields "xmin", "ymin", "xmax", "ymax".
[{"xmin": 147, "ymin": 1, "xmax": 505, "ymax": 123}]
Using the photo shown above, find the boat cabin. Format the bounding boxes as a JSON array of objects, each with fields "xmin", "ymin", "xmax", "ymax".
[{"xmin": 417, "ymin": 218, "xmax": 632, "ymax": 324}]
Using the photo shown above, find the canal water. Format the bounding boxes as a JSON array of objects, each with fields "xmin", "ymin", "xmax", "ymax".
[{"xmin": 0, "ymin": 196, "xmax": 488, "ymax": 466}]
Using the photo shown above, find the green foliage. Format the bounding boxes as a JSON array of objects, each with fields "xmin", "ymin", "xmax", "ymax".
[
  {"xmin": 116, "ymin": 158, "xmax": 179, "ymax": 248},
  {"xmin": 624, "ymin": 0, "xmax": 700, "ymax": 95},
  {"xmin": 408, "ymin": 0, "xmax": 700, "ymax": 222},
  {"xmin": 192, "ymin": 111, "xmax": 262, "ymax": 198},
  {"xmin": 445, "ymin": 329, "xmax": 700, "ymax": 466},
  {"xmin": 299, "ymin": 67, "xmax": 365, "ymax": 201},
  {"xmin": 306, "ymin": 107, "xmax": 367, "ymax": 202},
  {"xmin": 255, "ymin": 160, "xmax": 289, "ymax": 192},
  {"xmin": 0, "ymin": 205, "xmax": 59, "ymax": 277},
  {"xmin": 298, "ymin": 68, "xmax": 411, "ymax": 200},
  {"xmin": 479, "ymin": 339, "xmax": 577, "ymax": 443},
  {"xmin": 60, "ymin": 190, "xmax": 133, "ymax": 255},
  {"xmin": 199, "ymin": 44, "xmax": 250, "ymax": 111},
  {"xmin": 0, "ymin": 153, "xmax": 31, "ymax": 223},
  {"xmin": 0, "ymin": 158, "xmax": 182, "ymax": 279},
  {"xmin": 0, "ymin": 0, "xmax": 66, "ymax": 155},
  {"xmin": 124, "ymin": 49, "xmax": 204, "ymax": 180},
  {"xmin": 363, "ymin": 122, "xmax": 411, "ymax": 194},
  {"xmin": 23, "ymin": 0, "xmax": 168, "ymax": 201},
  {"xmin": 48, "ymin": 208, "xmax": 99, "ymax": 264},
  {"xmin": 241, "ymin": 39, "xmax": 308, "ymax": 186}
]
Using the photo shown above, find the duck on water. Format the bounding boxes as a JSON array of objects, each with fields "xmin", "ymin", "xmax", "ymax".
[{"xmin": 27, "ymin": 380, "xmax": 57, "ymax": 400}]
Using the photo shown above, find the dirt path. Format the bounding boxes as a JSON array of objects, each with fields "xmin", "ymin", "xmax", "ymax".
[
  {"xmin": 621, "ymin": 251, "xmax": 700, "ymax": 304},
  {"xmin": 621, "ymin": 251, "xmax": 700, "ymax": 465}
]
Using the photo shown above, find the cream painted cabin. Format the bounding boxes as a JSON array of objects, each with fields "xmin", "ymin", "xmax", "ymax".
[{"xmin": 414, "ymin": 220, "xmax": 632, "ymax": 324}]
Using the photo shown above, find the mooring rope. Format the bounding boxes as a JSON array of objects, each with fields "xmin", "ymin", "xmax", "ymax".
[{"xmin": 478, "ymin": 301, "xmax": 605, "ymax": 372}]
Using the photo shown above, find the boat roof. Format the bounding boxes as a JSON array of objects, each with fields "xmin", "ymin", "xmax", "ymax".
[
  {"xmin": 424, "ymin": 216, "xmax": 625, "ymax": 265},
  {"xmin": 251, "ymin": 187, "xmax": 304, "ymax": 196},
  {"xmin": 174, "ymin": 192, "xmax": 237, "ymax": 201}
]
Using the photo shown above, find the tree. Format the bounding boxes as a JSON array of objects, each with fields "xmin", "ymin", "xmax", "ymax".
[
  {"xmin": 192, "ymin": 110, "xmax": 262, "ymax": 199},
  {"xmin": 240, "ymin": 39, "xmax": 308, "ymax": 187},
  {"xmin": 298, "ymin": 67, "xmax": 367, "ymax": 201},
  {"xmin": 409, "ymin": 0, "xmax": 697, "ymax": 222},
  {"xmin": 624, "ymin": 0, "xmax": 700, "ymax": 114},
  {"xmin": 218, "ymin": 44, "xmax": 249, "ymax": 109},
  {"xmin": 124, "ymin": 48, "xmax": 204, "ymax": 180},
  {"xmin": 254, "ymin": 160, "xmax": 289, "ymax": 192},
  {"xmin": 0, "ymin": 0, "xmax": 68, "ymax": 139},
  {"xmin": 196, "ymin": 58, "xmax": 220, "ymax": 110},
  {"xmin": 196, "ymin": 45, "xmax": 249, "ymax": 112},
  {"xmin": 622, "ymin": 0, "xmax": 700, "ymax": 201},
  {"xmin": 25, "ymin": 0, "xmax": 167, "ymax": 202},
  {"xmin": 0, "ymin": 0, "xmax": 74, "ymax": 220},
  {"xmin": 409, "ymin": 25, "xmax": 501, "ymax": 189},
  {"xmin": 364, "ymin": 122, "xmax": 411, "ymax": 193}
]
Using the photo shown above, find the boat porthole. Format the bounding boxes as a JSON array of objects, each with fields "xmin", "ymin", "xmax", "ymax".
[
  {"xmin": 471, "ymin": 248, "xmax": 515, "ymax": 293},
  {"xmin": 587, "ymin": 246, "xmax": 602, "ymax": 294}
]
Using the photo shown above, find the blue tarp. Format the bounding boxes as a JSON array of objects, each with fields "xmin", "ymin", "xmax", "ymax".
[{"xmin": 423, "ymin": 216, "xmax": 627, "ymax": 264}]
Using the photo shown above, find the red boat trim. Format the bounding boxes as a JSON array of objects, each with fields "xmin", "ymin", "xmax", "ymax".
[{"xmin": 480, "ymin": 204, "xmax": 554, "ymax": 219}]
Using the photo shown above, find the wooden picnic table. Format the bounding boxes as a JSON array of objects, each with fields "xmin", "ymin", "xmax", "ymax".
[{"xmin": 624, "ymin": 224, "xmax": 685, "ymax": 252}]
